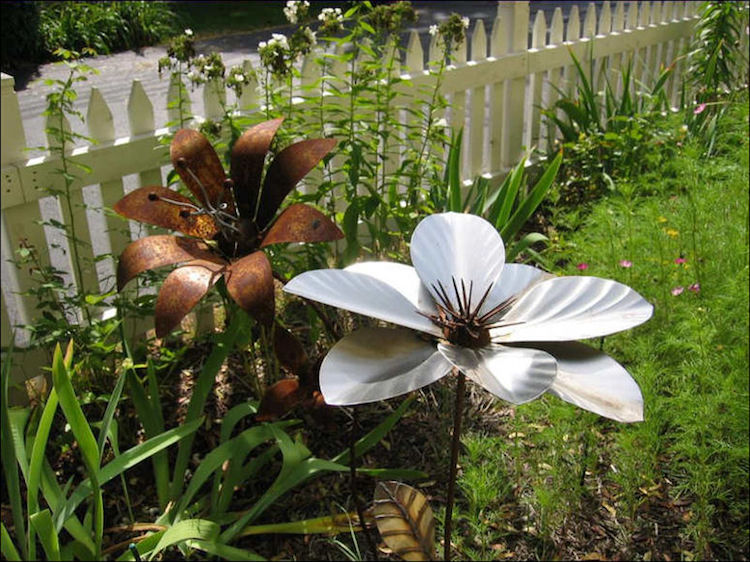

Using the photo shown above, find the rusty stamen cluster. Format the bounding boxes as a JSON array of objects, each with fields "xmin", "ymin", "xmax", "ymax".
[{"xmin": 420, "ymin": 277, "xmax": 520, "ymax": 349}]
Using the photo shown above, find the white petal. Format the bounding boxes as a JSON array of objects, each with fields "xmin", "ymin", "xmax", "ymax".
[
  {"xmin": 410, "ymin": 213, "xmax": 505, "ymax": 317},
  {"xmin": 320, "ymin": 328, "xmax": 451, "ymax": 405},
  {"xmin": 483, "ymin": 264, "xmax": 553, "ymax": 322},
  {"xmin": 534, "ymin": 342, "xmax": 644, "ymax": 422},
  {"xmin": 284, "ymin": 269, "xmax": 441, "ymax": 336},
  {"xmin": 345, "ymin": 261, "xmax": 437, "ymax": 317},
  {"xmin": 495, "ymin": 276, "xmax": 653, "ymax": 342},
  {"xmin": 437, "ymin": 343, "xmax": 557, "ymax": 404}
]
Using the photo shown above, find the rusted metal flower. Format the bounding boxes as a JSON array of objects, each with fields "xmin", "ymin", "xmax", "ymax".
[{"xmin": 114, "ymin": 118, "xmax": 341, "ymax": 337}]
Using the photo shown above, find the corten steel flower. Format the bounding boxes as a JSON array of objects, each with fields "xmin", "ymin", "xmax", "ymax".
[
  {"xmin": 114, "ymin": 118, "xmax": 342, "ymax": 337},
  {"xmin": 284, "ymin": 212, "xmax": 654, "ymax": 423}
]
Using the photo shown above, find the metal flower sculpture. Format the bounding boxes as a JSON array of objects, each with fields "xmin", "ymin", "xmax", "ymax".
[
  {"xmin": 284, "ymin": 212, "xmax": 653, "ymax": 423},
  {"xmin": 114, "ymin": 118, "xmax": 341, "ymax": 337}
]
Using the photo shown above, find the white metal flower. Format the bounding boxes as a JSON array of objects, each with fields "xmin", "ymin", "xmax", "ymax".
[{"xmin": 284, "ymin": 213, "xmax": 653, "ymax": 422}]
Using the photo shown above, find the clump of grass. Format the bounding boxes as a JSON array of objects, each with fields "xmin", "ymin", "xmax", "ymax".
[{"xmin": 448, "ymin": 93, "xmax": 748, "ymax": 560}]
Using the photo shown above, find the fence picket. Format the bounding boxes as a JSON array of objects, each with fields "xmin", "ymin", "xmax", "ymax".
[
  {"xmin": 545, "ymin": 8, "xmax": 565, "ymax": 152},
  {"xmin": 0, "ymin": 2, "xmax": 704, "ymax": 393},
  {"xmin": 527, "ymin": 10, "xmax": 547, "ymax": 152},
  {"xmin": 87, "ymin": 88, "xmax": 129, "ymax": 292},
  {"xmin": 489, "ymin": 14, "xmax": 507, "ymax": 174},
  {"xmin": 469, "ymin": 19, "xmax": 488, "ymax": 177}
]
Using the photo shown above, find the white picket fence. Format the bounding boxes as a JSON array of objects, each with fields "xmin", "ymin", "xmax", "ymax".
[{"xmin": 1, "ymin": 1, "xmax": 705, "ymax": 387}]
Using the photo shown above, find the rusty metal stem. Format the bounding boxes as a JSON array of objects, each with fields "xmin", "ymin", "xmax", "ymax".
[
  {"xmin": 444, "ymin": 369, "xmax": 466, "ymax": 561},
  {"xmin": 349, "ymin": 409, "xmax": 378, "ymax": 560}
]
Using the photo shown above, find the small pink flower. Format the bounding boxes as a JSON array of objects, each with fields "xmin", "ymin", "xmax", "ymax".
[
  {"xmin": 694, "ymin": 103, "xmax": 707, "ymax": 115},
  {"xmin": 619, "ymin": 260, "xmax": 633, "ymax": 268},
  {"xmin": 671, "ymin": 286, "xmax": 684, "ymax": 296},
  {"xmin": 689, "ymin": 283, "xmax": 701, "ymax": 293},
  {"xmin": 577, "ymin": 263, "xmax": 589, "ymax": 270},
  {"xmin": 674, "ymin": 257, "xmax": 687, "ymax": 265}
]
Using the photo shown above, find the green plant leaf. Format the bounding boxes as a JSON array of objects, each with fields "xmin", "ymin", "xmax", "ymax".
[
  {"xmin": 148, "ymin": 519, "xmax": 219, "ymax": 561},
  {"xmin": 30, "ymin": 510, "xmax": 61, "ymax": 561},
  {"xmin": 185, "ymin": 539, "xmax": 266, "ymax": 561},
  {"xmin": 1, "ymin": 522, "xmax": 21, "ymax": 561},
  {"xmin": 0, "ymin": 344, "xmax": 27, "ymax": 560},
  {"xmin": 239, "ymin": 513, "xmax": 362, "ymax": 537}
]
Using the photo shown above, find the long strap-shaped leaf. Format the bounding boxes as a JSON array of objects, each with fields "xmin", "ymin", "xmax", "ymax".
[{"xmin": 169, "ymin": 308, "xmax": 253, "ymax": 505}]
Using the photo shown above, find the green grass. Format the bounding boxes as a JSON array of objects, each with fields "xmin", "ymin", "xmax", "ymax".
[
  {"xmin": 450, "ymin": 96, "xmax": 749, "ymax": 560},
  {"xmin": 168, "ymin": 1, "xmax": 345, "ymax": 39}
]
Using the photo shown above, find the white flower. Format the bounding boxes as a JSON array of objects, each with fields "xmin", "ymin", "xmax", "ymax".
[
  {"xmin": 319, "ymin": 7, "xmax": 343, "ymax": 22},
  {"xmin": 429, "ymin": 24, "xmax": 439, "ymax": 36},
  {"xmin": 435, "ymin": 117, "xmax": 448, "ymax": 128},
  {"xmin": 234, "ymin": 73, "xmax": 245, "ymax": 82},
  {"xmin": 284, "ymin": 213, "xmax": 652, "ymax": 422},
  {"xmin": 304, "ymin": 26, "xmax": 317, "ymax": 46},
  {"xmin": 270, "ymin": 33, "xmax": 289, "ymax": 50},
  {"xmin": 258, "ymin": 41, "xmax": 267, "ymax": 50},
  {"xmin": 461, "ymin": 17, "xmax": 470, "ymax": 29},
  {"xmin": 184, "ymin": 28, "xmax": 193, "ymax": 37}
]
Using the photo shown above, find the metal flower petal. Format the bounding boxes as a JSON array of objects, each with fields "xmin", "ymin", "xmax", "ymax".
[
  {"xmin": 410, "ymin": 212, "xmax": 505, "ymax": 317},
  {"xmin": 113, "ymin": 186, "xmax": 220, "ymax": 239},
  {"xmin": 154, "ymin": 259, "xmax": 225, "ymax": 338},
  {"xmin": 171, "ymin": 128, "xmax": 230, "ymax": 212},
  {"xmin": 320, "ymin": 328, "xmax": 453, "ymax": 405},
  {"xmin": 225, "ymin": 251, "xmax": 275, "ymax": 327},
  {"xmin": 260, "ymin": 203, "xmax": 344, "ymax": 247},
  {"xmin": 230, "ymin": 117, "xmax": 285, "ymax": 219},
  {"xmin": 437, "ymin": 343, "xmax": 557, "ymax": 404},
  {"xmin": 534, "ymin": 342, "xmax": 644, "ymax": 422},
  {"xmin": 116, "ymin": 234, "xmax": 219, "ymax": 291},
  {"xmin": 284, "ymin": 269, "xmax": 441, "ymax": 336},
  {"xmin": 495, "ymin": 276, "xmax": 653, "ymax": 342},
  {"xmin": 255, "ymin": 138, "xmax": 337, "ymax": 230}
]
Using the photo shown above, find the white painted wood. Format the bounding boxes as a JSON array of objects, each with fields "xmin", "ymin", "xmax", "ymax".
[
  {"xmin": 167, "ymin": 72, "xmax": 192, "ymax": 126},
  {"xmin": 564, "ymin": 4, "xmax": 582, "ymax": 98},
  {"xmin": 498, "ymin": 1, "xmax": 529, "ymax": 169},
  {"xmin": 470, "ymin": 19, "xmax": 488, "ymax": 176},
  {"xmin": 405, "ymin": 29, "xmax": 424, "ymax": 73},
  {"xmin": 546, "ymin": 8, "xmax": 565, "ymax": 151},
  {"xmin": 450, "ymin": 29, "xmax": 469, "ymax": 180},
  {"xmin": 238, "ymin": 59, "xmax": 258, "ymax": 110},
  {"xmin": 489, "ymin": 14, "xmax": 507, "ymax": 173},
  {"xmin": 0, "ymin": 8, "xmax": 702, "ymax": 387},
  {"xmin": 203, "ymin": 77, "xmax": 226, "ymax": 120},
  {"xmin": 527, "ymin": 10, "xmax": 547, "ymax": 151}
]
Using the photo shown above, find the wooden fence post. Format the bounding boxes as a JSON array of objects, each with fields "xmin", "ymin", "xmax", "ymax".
[{"xmin": 498, "ymin": 0, "xmax": 529, "ymax": 170}]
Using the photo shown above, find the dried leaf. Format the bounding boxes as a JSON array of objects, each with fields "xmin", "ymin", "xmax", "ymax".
[
  {"xmin": 373, "ymin": 481, "xmax": 436, "ymax": 561},
  {"xmin": 255, "ymin": 138, "xmax": 337, "ymax": 229},
  {"xmin": 261, "ymin": 203, "xmax": 344, "ymax": 247},
  {"xmin": 231, "ymin": 118, "xmax": 284, "ymax": 218},
  {"xmin": 154, "ymin": 259, "xmax": 225, "ymax": 337},
  {"xmin": 113, "ymin": 186, "xmax": 220, "ymax": 239},
  {"xmin": 171, "ymin": 128, "xmax": 231, "ymax": 212},
  {"xmin": 117, "ymin": 234, "xmax": 219, "ymax": 290}
]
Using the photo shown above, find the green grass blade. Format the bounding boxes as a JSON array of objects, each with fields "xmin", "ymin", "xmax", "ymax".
[
  {"xmin": 147, "ymin": 519, "xmax": 219, "ymax": 561},
  {"xmin": 97, "ymin": 367, "xmax": 127, "ymax": 462},
  {"xmin": 169, "ymin": 309, "xmax": 253, "ymax": 503},
  {"xmin": 29, "ymin": 510, "xmax": 61, "ymax": 561},
  {"xmin": 488, "ymin": 156, "xmax": 527, "ymax": 230},
  {"xmin": 0, "ymin": 522, "xmax": 21, "ymax": 561},
  {"xmin": 505, "ymin": 232, "xmax": 549, "ymax": 262},
  {"xmin": 185, "ymin": 539, "xmax": 266, "ymax": 561},
  {"xmin": 54, "ymin": 417, "xmax": 203, "ymax": 531},
  {"xmin": 0, "ymin": 343, "xmax": 28, "ymax": 560},
  {"xmin": 239, "ymin": 514, "xmax": 361, "ymax": 537},
  {"xmin": 501, "ymin": 151, "xmax": 562, "ymax": 241},
  {"xmin": 332, "ymin": 395, "xmax": 414, "ymax": 465},
  {"xmin": 447, "ymin": 128, "xmax": 464, "ymax": 212}
]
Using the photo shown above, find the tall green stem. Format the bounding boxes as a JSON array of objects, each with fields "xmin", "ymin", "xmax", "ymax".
[{"xmin": 444, "ymin": 369, "xmax": 465, "ymax": 561}]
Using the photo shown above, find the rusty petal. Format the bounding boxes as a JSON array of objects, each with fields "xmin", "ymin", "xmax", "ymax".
[
  {"xmin": 171, "ymin": 128, "xmax": 232, "ymax": 213},
  {"xmin": 231, "ymin": 117, "xmax": 284, "ymax": 219},
  {"xmin": 255, "ymin": 138, "xmax": 337, "ymax": 230},
  {"xmin": 225, "ymin": 251, "xmax": 275, "ymax": 326},
  {"xmin": 117, "ymin": 234, "xmax": 220, "ymax": 291},
  {"xmin": 114, "ymin": 186, "xmax": 220, "ymax": 239},
  {"xmin": 154, "ymin": 259, "xmax": 226, "ymax": 338},
  {"xmin": 260, "ymin": 203, "xmax": 344, "ymax": 247},
  {"xmin": 273, "ymin": 324, "xmax": 309, "ymax": 373},
  {"xmin": 256, "ymin": 378, "xmax": 303, "ymax": 422}
]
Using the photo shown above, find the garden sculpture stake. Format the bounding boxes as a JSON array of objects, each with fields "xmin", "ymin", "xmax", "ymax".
[
  {"xmin": 283, "ymin": 212, "xmax": 653, "ymax": 560},
  {"xmin": 114, "ymin": 118, "xmax": 341, "ymax": 337}
]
